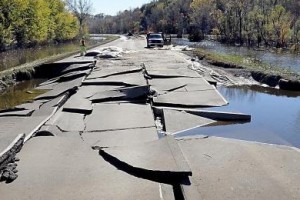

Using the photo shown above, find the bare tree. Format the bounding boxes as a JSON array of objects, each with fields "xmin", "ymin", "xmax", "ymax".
[{"xmin": 66, "ymin": 0, "xmax": 92, "ymax": 36}]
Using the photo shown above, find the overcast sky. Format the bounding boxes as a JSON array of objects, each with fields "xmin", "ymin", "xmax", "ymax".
[{"xmin": 90, "ymin": 0, "xmax": 152, "ymax": 15}]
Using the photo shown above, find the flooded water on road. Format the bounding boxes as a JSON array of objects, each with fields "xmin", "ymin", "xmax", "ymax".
[{"xmin": 176, "ymin": 85, "xmax": 300, "ymax": 148}]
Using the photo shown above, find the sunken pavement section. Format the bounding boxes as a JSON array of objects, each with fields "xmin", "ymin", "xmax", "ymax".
[{"xmin": 1, "ymin": 37, "xmax": 300, "ymax": 200}]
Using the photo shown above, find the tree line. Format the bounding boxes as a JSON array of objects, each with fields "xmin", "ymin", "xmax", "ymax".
[
  {"xmin": 0, "ymin": 0, "xmax": 79, "ymax": 50},
  {"xmin": 89, "ymin": 0, "xmax": 300, "ymax": 49},
  {"xmin": 190, "ymin": 0, "xmax": 300, "ymax": 48},
  {"xmin": 88, "ymin": 0, "xmax": 192, "ymax": 35}
]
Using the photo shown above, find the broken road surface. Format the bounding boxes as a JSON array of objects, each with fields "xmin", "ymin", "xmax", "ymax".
[{"xmin": 1, "ymin": 36, "xmax": 300, "ymax": 200}]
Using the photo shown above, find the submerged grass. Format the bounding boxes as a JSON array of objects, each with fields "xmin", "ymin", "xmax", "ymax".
[{"xmin": 194, "ymin": 48, "xmax": 300, "ymax": 81}]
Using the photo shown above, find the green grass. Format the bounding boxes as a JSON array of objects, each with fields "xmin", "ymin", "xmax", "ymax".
[{"xmin": 194, "ymin": 48, "xmax": 300, "ymax": 81}]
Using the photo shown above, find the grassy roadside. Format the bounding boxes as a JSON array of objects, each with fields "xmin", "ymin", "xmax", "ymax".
[
  {"xmin": 194, "ymin": 48, "xmax": 300, "ymax": 81},
  {"xmin": 0, "ymin": 35, "xmax": 119, "ymax": 82}
]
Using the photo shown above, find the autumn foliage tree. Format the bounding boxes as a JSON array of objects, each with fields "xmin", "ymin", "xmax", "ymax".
[
  {"xmin": 190, "ymin": 0, "xmax": 298, "ymax": 47},
  {"xmin": 0, "ymin": 0, "xmax": 79, "ymax": 50}
]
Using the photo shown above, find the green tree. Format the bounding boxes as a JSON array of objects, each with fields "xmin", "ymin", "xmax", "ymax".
[
  {"xmin": 268, "ymin": 5, "xmax": 292, "ymax": 47},
  {"xmin": 0, "ymin": 0, "xmax": 19, "ymax": 49},
  {"xmin": 55, "ymin": 12, "xmax": 79, "ymax": 41}
]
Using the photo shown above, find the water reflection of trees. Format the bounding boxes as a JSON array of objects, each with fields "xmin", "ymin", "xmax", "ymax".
[
  {"xmin": 219, "ymin": 85, "xmax": 300, "ymax": 102},
  {"xmin": 0, "ymin": 92, "xmax": 22, "ymax": 109},
  {"xmin": 218, "ymin": 86, "xmax": 258, "ymax": 103},
  {"xmin": 0, "ymin": 80, "xmax": 45, "ymax": 110}
]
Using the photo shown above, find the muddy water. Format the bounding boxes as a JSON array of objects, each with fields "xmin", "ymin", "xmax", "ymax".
[
  {"xmin": 174, "ymin": 39, "xmax": 300, "ymax": 74},
  {"xmin": 0, "ymin": 79, "xmax": 47, "ymax": 110},
  {"xmin": 176, "ymin": 85, "xmax": 300, "ymax": 148}
]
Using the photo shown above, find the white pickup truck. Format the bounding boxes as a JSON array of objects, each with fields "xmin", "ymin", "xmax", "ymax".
[{"xmin": 146, "ymin": 33, "xmax": 164, "ymax": 48}]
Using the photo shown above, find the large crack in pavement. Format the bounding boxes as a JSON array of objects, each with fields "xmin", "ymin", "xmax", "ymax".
[{"xmin": 0, "ymin": 38, "xmax": 256, "ymax": 200}]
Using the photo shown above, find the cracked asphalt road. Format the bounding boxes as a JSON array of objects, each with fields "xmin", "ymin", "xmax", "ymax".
[{"xmin": 1, "ymin": 36, "xmax": 300, "ymax": 200}]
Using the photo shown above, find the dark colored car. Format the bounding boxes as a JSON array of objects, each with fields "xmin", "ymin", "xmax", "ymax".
[{"xmin": 146, "ymin": 33, "xmax": 164, "ymax": 48}]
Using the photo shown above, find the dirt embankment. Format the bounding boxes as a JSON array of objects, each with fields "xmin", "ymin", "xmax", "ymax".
[
  {"xmin": 250, "ymin": 71, "xmax": 300, "ymax": 90},
  {"xmin": 0, "ymin": 53, "xmax": 74, "ymax": 92}
]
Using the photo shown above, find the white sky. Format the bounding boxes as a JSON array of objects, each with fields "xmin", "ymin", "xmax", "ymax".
[{"xmin": 90, "ymin": 0, "xmax": 152, "ymax": 15}]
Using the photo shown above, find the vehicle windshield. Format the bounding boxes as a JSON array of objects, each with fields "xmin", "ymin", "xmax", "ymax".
[{"xmin": 149, "ymin": 34, "xmax": 162, "ymax": 39}]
